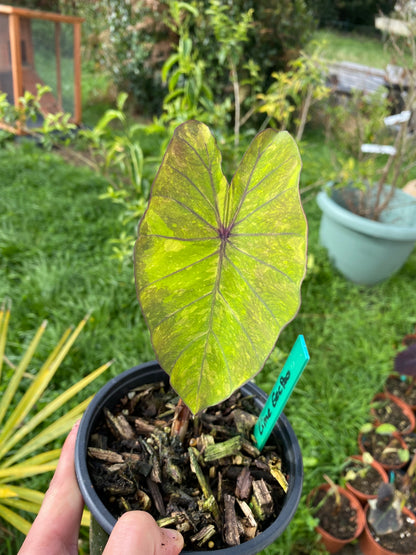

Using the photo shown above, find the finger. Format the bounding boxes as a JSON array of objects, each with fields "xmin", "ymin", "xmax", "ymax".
[
  {"xmin": 19, "ymin": 421, "xmax": 84, "ymax": 555},
  {"xmin": 103, "ymin": 511, "xmax": 184, "ymax": 555}
]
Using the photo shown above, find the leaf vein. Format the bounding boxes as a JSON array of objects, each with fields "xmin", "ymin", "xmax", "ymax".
[
  {"xmin": 224, "ymin": 254, "xmax": 279, "ymax": 325},
  {"xmin": 153, "ymin": 195, "xmax": 218, "ymax": 232},
  {"xmin": 138, "ymin": 249, "xmax": 219, "ymax": 292},
  {"xmin": 153, "ymin": 292, "xmax": 211, "ymax": 330},
  {"xmin": 227, "ymin": 242, "xmax": 296, "ymax": 284}
]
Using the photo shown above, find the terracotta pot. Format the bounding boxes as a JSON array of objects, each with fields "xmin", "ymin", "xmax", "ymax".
[
  {"xmin": 344, "ymin": 454, "xmax": 389, "ymax": 505},
  {"xmin": 359, "ymin": 503, "xmax": 416, "ymax": 555},
  {"xmin": 358, "ymin": 430, "xmax": 409, "ymax": 471},
  {"xmin": 307, "ymin": 484, "xmax": 365, "ymax": 554},
  {"xmin": 371, "ymin": 392, "xmax": 415, "ymax": 435},
  {"xmin": 384, "ymin": 374, "xmax": 416, "ymax": 412}
]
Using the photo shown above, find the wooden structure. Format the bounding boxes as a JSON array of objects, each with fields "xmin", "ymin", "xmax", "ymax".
[
  {"xmin": 327, "ymin": 61, "xmax": 387, "ymax": 96},
  {"xmin": 0, "ymin": 4, "xmax": 83, "ymax": 129}
]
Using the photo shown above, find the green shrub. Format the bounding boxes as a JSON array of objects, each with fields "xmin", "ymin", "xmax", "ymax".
[
  {"xmin": 191, "ymin": 0, "xmax": 316, "ymax": 91},
  {"xmin": 82, "ymin": 0, "xmax": 315, "ymax": 119},
  {"xmin": 86, "ymin": 0, "xmax": 174, "ymax": 115}
]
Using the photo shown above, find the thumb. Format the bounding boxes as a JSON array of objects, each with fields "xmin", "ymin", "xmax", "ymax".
[{"xmin": 103, "ymin": 511, "xmax": 184, "ymax": 555}]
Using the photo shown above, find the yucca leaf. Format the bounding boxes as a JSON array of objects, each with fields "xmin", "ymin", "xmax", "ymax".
[
  {"xmin": 1, "ymin": 497, "xmax": 41, "ymax": 514},
  {"xmin": 0, "ymin": 504, "xmax": 32, "ymax": 534},
  {"xmin": 0, "ymin": 486, "xmax": 17, "ymax": 498},
  {"xmin": 9, "ymin": 449, "xmax": 61, "ymax": 469},
  {"xmin": 3, "ymin": 485, "xmax": 44, "ymax": 504},
  {"xmin": 135, "ymin": 121, "xmax": 307, "ymax": 414},
  {"xmin": 0, "ymin": 315, "xmax": 89, "ymax": 445},
  {"xmin": 0, "ymin": 300, "xmax": 11, "ymax": 380},
  {"xmin": 0, "ymin": 463, "xmax": 57, "ymax": 482},
  {"xmin": 0, "ymin": 308, "xmax": 108, "ymax": 538},
  {"xmin": 1, "ymin": 486, "xmax": 90, "ymax": 528},
  {"xmin": 81, "ymin": 509, "xmax": 91, "ymax": 527},
  {"xmin": 0, "ymin": 320, "xmax": 47, "ymax": 427},
  {"xmin": 3, "ymin": 397, "xmax": 92, "ymax": 467},
  {"xmin": 0, "ymin": 361, "xmax": 111, "ymax": 461}
]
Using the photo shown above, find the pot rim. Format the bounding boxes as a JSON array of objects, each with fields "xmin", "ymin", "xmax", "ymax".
[
  {"xmin": 75, "ymin": 361, "xmax": 304, "ymax": 555},
  {"xmin": 358, "ymin": 430, "xmax": 409, "ymax": 471},
  {"xmin": 317, "ymin": 188, "xmax": 416, "ymax": 240},
  {"xmin": 370, "ymin": 392, "xmax": 416, "ymax": 436},
  {"xmin": 344, "ymin": 454, "xmax": 389, "ymax": 502}
]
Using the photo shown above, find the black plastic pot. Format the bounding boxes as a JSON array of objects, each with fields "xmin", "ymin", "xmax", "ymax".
[{"xmin": 75, "ymin": 361, "xmax": 303, "ymax": 554}]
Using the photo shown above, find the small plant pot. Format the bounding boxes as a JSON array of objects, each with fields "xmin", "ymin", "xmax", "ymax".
[
  {"xmin": 343, "ymin": 454, "xmax": 389, "ymax": 505},
  {"xmin": 75, "ymin": 361, "xmax": 304, "ymax": 554},
  {"xmin": 307, "ymin": 484, "xmax": 365, "ymax": 554},
  {"xmin": 371, "ymin": 392, "xmax": 415, "ymax": 435},
  {"xmin": 384, "ymin": 374, "xmax": 416, "ymax": 412},
  {"xmin": 359, "ymin": 503, "xmax": 416, "ymax": 555},
  {"xmin": 358, "ymin": 430, "xmax": 410, "ymax": 471}
]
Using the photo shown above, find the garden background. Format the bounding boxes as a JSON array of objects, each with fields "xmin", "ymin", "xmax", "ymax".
[{"xmin": 0, "ymin": 1, "xmax": 415, "ymax": 553}]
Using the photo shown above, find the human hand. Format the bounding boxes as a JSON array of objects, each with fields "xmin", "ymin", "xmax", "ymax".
[{"xmin": 19, "ymin": 421, "xmax": 184, "ymax": 555}]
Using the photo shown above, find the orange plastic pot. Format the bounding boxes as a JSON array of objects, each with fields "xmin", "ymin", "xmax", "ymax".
[
  {"xmin": 371, "ymin": 392, "xmax": 415, "ymax": 435},
  {"xmin": 344, "ymin": 454, "xmax": 389, "ymax": 505},
  {"xmin": 384, "ymin": 374, "xmax": 416, "ymax": 412},
  {"xmin": 308, "ymin": 484, "xmax": 365, "ymax": 554},
  {"xmin": 359, "ymin": 504, "xmax": 416, "ymax": 555},
  {"xmin": 358, "ymin": 430, "xmax": 409, "ymax": 471}
]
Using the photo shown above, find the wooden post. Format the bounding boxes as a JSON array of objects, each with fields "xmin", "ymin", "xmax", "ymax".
[
  {"xmin": 8, "ymin": 13, "xmax": 22, "ymax": 113},
  {"xmin": 73, "ymin": 20, "xmax": 82, "ymax": 124}
]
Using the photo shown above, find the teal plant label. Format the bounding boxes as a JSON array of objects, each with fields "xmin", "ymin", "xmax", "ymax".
[{"xmin": 254, "ymin": 335, "xmax": 310, "ymax": 451}]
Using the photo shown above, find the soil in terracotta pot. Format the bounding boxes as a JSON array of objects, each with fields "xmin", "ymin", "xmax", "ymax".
[
  {"xmin": 343, "ymin": 460, "xmax": 385, "ymax": 497},
  {"xmin": 385, "ymin": 376, "xmax": 416, "ymax": 408},
  {"xmin": 368, "ymin": 515, "xmax": 416, "ymax": 554},
  {"xmin": 371, "ymin": 397, "xmax": 412, "ymax": 434},
  {"xmin": 310, "ymin": 489, "xmax": 358, "ymax": 540},
  {"xmin": 87, "ymin": 381, "xmax": 289, "ymax": 550},
  {"xmin": 361, "ymin": 431, "xmax": 408, "ymax": 468}
]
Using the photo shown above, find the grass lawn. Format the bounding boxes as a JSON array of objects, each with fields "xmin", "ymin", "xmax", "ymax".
[
  {"xmin": 1, "ymin": 132, "xmax": 415, "ymax": 553},
  {"xmin": 310, "ymin": 29, "xmax": 393, "ymax": 68}
]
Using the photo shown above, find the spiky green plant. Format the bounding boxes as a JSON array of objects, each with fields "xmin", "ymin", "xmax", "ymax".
[{"xmin": 0, "ymin": 300, "xmax": 112, "ymax": 535}]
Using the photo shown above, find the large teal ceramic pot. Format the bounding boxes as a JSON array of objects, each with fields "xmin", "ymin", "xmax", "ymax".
[{"xmin": 317, "ymin": 185, "xmax": 416, "ymax": 285}]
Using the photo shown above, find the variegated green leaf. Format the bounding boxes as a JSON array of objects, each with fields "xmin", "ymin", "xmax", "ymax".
[{"xmin": 135, "ymin": 120, "xmax": 307, "ymax": 413}]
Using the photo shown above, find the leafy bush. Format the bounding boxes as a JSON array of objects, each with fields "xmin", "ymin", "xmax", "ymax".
[
  {"xmin": 83, "ymin": 0, "xmax": 315, "ymax": 119},
  {"xmin": 0, "ymin": 85, "xmax": 76, "ymax": 149},
  {"xmin": 191, "ymin": 0, "xmax": 316, "ymax": 91},
  {"xmin": 257, "ymin": 42, "xmax": 330, "ymax": 141},
  {"xmin": 86, "ymin": 0, "xmax": 174, "ymax": 115}
]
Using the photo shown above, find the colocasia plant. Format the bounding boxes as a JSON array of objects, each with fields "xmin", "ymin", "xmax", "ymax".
[{"xmin": 135, "ymin": 120, "xmax": 307, "ymax": 415}]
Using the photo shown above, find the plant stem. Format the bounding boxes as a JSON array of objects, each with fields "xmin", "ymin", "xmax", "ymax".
[{"xmin": 170, "ymin": 398, "xmax": 191, "ymax": 443}]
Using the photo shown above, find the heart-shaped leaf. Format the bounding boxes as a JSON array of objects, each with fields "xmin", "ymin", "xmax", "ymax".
[{"xmin": 135, "ymin": 120, "xmax": 307, "ymax": 414}]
